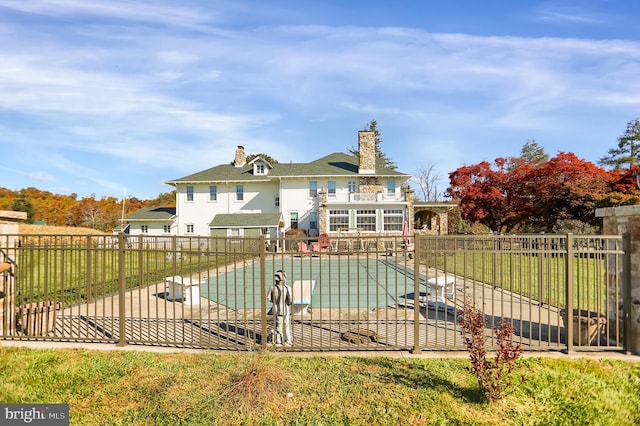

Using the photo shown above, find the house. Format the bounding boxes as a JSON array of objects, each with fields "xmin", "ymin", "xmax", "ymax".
[
  {"xmin": 122, "ymin": 130, "xmax": 420, "ymax": 241},
  {"xmin": 118, "ymin": 206, "xmax": 177, "ymax": 236}
]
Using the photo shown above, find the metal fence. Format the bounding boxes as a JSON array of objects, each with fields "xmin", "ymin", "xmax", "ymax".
[{"xmin": 0, "ymin": 233, "xmax": 628, "ymax": 353}]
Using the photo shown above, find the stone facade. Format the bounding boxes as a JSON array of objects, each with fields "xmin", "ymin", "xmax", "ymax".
[
  {"xmin": 318, "ymin": 190, "xmax": 327, "ymax": 235},
  {"xmin": 413, "ymin": 203, "xmax": 456, "ymax": 235},
  {"xmin": 596, "ymin": 205, "xmax": 640, "ymax": 355},
  {"xmin": 358, "ymin": 131, "xmax": 376, "ymax": 174},
  {"xmin": 358, "ymin": 176, "xmax": 384, "ymax": 195},
  {"xmin": 0, "ymin": 211, "xmax": 26, "ymax": 335},
  {"xmin": 234, "ymin": 145, "xmax": 246, "ymax": 167}
]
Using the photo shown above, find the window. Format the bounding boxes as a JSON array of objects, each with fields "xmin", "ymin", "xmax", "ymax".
[
  {"xmin": 255, "ymin": 163, "xmax": 265, "ymax": 174},
  {"xmin": 236, "ymin": 185, "xmax": 244, "ymax": 201},
  {"xmin": 290, "ymin": 212, "xmax": 299, "ymax": 229},
  {"xmin": 186, "ymin": 224, "xmax": 194, "ymax": 234},
  {"xmin": 309, "ymin": 212, "xmax": 318, "ymax": 231},
  {"xmin": 186, "ymin": 186, "xmax": 194, "ymax": 201},
  {"xmin": 386, "ymin": 180, "xmax": 395, "ymax": 196},
  {"xmin": 329, "ymin": 209, "xmax": 349, "ymax": 232},
  {"xmin": 309, "ymin": 180, "xmax": 317, "ymax": 198},
  {"xmin": 275, "ymin": 196, "xmax": 280, "ymax": 207},
  {"xmin": 229, "ymin": 228, "xmax": 240, "ymax": 238},
  {"xmin": 141, "ymin": 225, "xmax": 148, "ymax": 234},
  {"xmin": 209, "ymin": 185, "xmax": 217, "ymax": 201},
  {"xmin": 348, "ymin": 180, "xmax": 357, "ymax": 193},
  {"xmin": 383, "ymin": 209, "xmax": 403, "ymax": 231},
  {"xmin": 163, "ymin": 225, "xmax": 171, "ymax": 233},
  {"xmin": 328, "ymin": 181, "xmax": 336, "ymax": 198},
  {"xmin": 356, "ymin": 209, "xmax": 376, "ymax": 231}
]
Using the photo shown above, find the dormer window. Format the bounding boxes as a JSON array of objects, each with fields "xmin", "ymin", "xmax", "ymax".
[{"xmin": 249, "ymin": 157, "xmax": 272, "ymax": 175}]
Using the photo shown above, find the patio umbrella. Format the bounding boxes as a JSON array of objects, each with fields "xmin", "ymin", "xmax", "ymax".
[{"xmin": 402, "ymin": 219, "xmax": 410, "ymax": 244}]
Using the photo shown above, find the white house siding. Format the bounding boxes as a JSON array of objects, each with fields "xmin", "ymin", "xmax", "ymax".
[
  {"xmin": 170, "ymin": 178, "xmax": 410, "ymax": 237},
  {"xmin": 158, "ymin": 133, "xmax": 415, "ymax": 238},
  {"xmin": 279, "ymin": 177, "xmax": 408, "ymax": 237},
  {"xmin": 127, "ymin": 222, "xmax": 174, "ymax": 236},
  {"xmin": 278, "ymin": 178, "xmax": 318, "ymax": 234},
  {"xmin": 175, "ymin": 181, "xmax": 279, "ymax": 237}
]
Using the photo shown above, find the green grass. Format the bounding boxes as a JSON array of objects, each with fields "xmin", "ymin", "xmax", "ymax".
[
  {"xmin": 427, "ymin": 251, "xmax": 608, "ymax": 311},
  {"xmin": 1, "ymin": 347, "xmax": 638, "ymax": 425},
  {"xmin": 14, "ymin": 245, "xmax": 232, "ymax": 306}
]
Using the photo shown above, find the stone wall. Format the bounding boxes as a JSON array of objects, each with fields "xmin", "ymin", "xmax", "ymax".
[
  {"xmin": 1, "ymin": 214, "xmax": 23, "ymax": 335},
  {"xmin": 596, "ymin": 205, "xmax": 640, "ymax": 354}
]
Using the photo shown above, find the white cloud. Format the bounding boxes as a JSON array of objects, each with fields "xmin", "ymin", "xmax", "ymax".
[
  {"xmin": 1, "ymin": 1, "xmax": 639, "ymax": 198},
  {"xmin": 29, "ymin": 172, "xmax": 55, "ymax": 182},
  {"xmin": 0, "ymin": 0, "xmax": 214, "ymax": 28},
  {"xmin": 533, "ymin": 3, "xmax": 605, "ymax": 25}
]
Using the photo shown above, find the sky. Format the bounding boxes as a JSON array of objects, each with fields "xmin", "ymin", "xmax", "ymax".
[{"xmin": 1, "ymin": 0, "xmax": 639, "ymax": 201}]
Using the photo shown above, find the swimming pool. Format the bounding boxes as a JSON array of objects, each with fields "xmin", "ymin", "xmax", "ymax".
[{"xmin": 200, "ymin": 256, "xmax": 426, "ymax": 309}]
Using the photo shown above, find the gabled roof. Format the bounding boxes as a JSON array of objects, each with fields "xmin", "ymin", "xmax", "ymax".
[
  {"xmin": 113, "ymin": 224, "xmax": 130, "ymax": 232},
  {"xmin": 125, "ymin": 207, "xmax": 176, "ymax": 221},
  {"xmin": 248, "ymin": 156, "xmax": 273, "ymax": 169},
  {"xmin": 209, "ymin": 213, "xmax": 282, "ymax": 228},
  {"xmin": 165, "ymin": 152, "xmax": 409, "ymax": 185}
]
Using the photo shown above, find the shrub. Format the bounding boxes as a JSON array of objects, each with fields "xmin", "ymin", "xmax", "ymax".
[
  {"xmin": 551, "ymin": 219, "xmax": 597, "ymax": 235},
  {"xmin": 222, "ymin": 354, "xmax": 295, "ymax": 414},
  {"xmin": 459, "ymin": 301, "xmax": 523, "ymax": 402}
]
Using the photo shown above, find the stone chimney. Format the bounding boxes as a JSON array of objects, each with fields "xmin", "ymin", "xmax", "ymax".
[
  {"xmin": 358, "ymin": 131, "xmax": 376, "ymax": 174},
  {"xmin": 234, "ymin": 145, "xmax": 246, "ymax": 167}
]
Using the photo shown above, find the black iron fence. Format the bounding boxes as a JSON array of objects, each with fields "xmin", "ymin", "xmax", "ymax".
[{"xmin": 0, "ymin": 233, "xmax": 628, "ymax": 353}]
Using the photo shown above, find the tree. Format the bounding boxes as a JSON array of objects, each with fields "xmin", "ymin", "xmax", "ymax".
[
  {"xmin": 593, "ymin": 164, "xmax": 640, "ymax": 209},
  {"xmin": 412, "ymin": 164, "xmax": 442, "ymax": 201},
  {"xmin": 447, "ymin": 153, "xmax": 611, "ymax": 233},
  {"xmin": 246, "ymin": 153, "xmax": 279, "ymax": 165},
  {"xmin": 348, "ymin": 119, "xmax": 397, "ymax": 170},
  {"xmin": 146, "ymin": 191, "xmax": 176, "ymax": 208},
  {"xmin": 519, "ymin": 139, "xmax": 549, "ymax": 163},
  {"xmin": 447, "ymin": 158, "xmax": 522, "ymax": 233},
  {"xmin": 599, "ymin": 118, "xmax": 640, "ymax": 170},
  {"xmin": 529, "ymin": 152, "xmax": 611, "ymax": 231},
  {"xmin": 12, "ymin": 191, "xmax": 34, "ymax": 222}
]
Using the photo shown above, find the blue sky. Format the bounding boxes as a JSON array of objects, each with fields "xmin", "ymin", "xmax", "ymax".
[{"xmin": 1, "ymin": 0, "xmax": 639, "ymax": 200}]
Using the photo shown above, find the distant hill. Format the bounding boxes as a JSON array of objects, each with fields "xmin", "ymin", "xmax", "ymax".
[{"xmin": 0, "ymin": 187, "xmax": 175, "ymax": 233}]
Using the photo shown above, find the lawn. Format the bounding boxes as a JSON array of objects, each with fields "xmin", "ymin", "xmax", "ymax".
[
  {"xmin": 1, "ymin": 347, "xmax": 638, "ymax": 425},
  {"xmin": 13, "ymin": 237, "xmax": 230, "ymax": 306},
  {"xmin": 428, "ymin": 250, "xmax": 609, "ymax": 311}
]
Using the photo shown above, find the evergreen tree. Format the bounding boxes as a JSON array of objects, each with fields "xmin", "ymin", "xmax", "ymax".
[
  {"xmin": 348, "ymin": 119, "xmax": 397, "ymax": 170},
  {"xmin": 520, "ymin": 139, "xmax": 549, "ymax": 163},
  {"xmin": 12, "ymin": 191, "xmax": 34, "ymax": 222},
  {"xmin": 246, "ymin": 153, "xmax": 279, "ymax": 164},
  {"xmin": 599, "ymin": 118, "xmax": 640, "ymax": 170}
]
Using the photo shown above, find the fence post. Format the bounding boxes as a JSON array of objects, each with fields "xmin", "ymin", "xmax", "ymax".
[
  {"xmin": 622, "ymin": 232, "xmax": 631, "ymax": 354},
  {"xmin": 117, "ymin": 232, "xmax": 127, "ymax": 347},
  {"xmin": 564, "ymin": 233, "xmax": 574, "ymax": 353},
  {"xmin": 260, "ymin": 235, "xmax": 267, "ymax": 351},
  {"xmin": 412, "ymin": 234, "xmax": 422, "ymax": 354},
  {"xmin": 85, "ymin": 235, "xmax": 93, "ymax": 303}
]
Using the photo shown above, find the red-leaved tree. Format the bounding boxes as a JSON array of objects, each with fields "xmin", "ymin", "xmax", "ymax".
[{"xmin": 448, "ymin": 153, "xmax": 613, "ymax": 233}]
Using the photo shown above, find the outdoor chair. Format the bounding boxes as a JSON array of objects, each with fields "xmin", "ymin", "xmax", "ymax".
[{"xmin": 297, "ymin": 242, "xmax": 311, "ymax": 255}]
